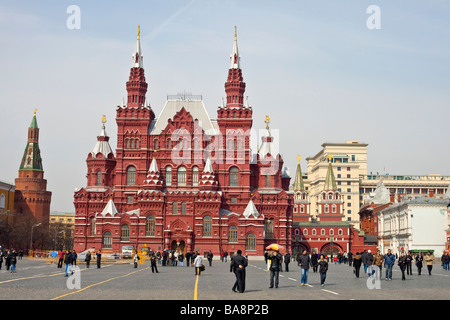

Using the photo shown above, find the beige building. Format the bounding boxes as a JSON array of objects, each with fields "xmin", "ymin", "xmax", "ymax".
[
  {"xmin": 305, "ymin": 140, "xmax": 368, "ymax": 226},
  {"xmin": 302, "ymin": 140, "xmax": 450, "ymax": 229}
]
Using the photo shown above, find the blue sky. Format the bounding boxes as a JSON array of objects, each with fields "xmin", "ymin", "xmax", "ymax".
[{"xmin": 1, "ymin": 1, "xmax": 449, "ymax": 212}]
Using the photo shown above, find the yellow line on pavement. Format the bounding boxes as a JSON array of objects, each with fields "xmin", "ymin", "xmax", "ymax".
[
  {"xmin": 194, "ymin": 274, "xmax": 199, "ymax": 300},
  {"xmin": 50, "ymin": 266, "xmax": 150, "ymax": 300}
]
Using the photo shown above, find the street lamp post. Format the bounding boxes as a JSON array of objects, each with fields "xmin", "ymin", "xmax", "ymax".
[{"xmin": 30, "ymin": 223, "xmax": 42, "ymax": 255}]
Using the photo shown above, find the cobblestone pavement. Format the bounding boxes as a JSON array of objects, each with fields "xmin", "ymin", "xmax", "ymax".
[{"xmin": 0, "ymin": 257, "xmax": 448, "ymax": 301}]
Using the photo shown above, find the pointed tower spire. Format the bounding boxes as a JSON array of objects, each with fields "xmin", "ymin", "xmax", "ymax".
[
  {"xmin": 132, "ymin": 25, "xmax": 144, "ymax": 68},
  {"xmin": 324, "ymin": 155, "xmax": 337, "ymax": 191},
  {"xmin": 20, "ymin": 109, "xmax": 43, "ymax": 171},
  {"xmin": 225, "ymin": 26, "xmax": 246, "ymax": 108},
  {"xmin": 126, "ymin": 25, "xmax": 148, "ymax": 108},
  {"xmin": 293, "ymin": 155, "xmax": 305, "ymax": 192}
]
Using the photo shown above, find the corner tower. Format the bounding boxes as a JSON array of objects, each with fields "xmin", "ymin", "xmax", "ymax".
[{"xmin": 14, "ymin": 110, "xmax": 52, "ymax": 224}]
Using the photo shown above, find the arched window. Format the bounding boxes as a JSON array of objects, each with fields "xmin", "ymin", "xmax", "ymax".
[
  {"xmin": 264, "ymin": 219, "xmax": 274, "ymax": 238},
  {"xmin": 178, "ymin": 166, "xmax": 187, "ymax": 186},
  {"xmin": 181, "ymin": 202, "xmax": 187, "ymax": 215},
  {"xmin": 165, "ymin": 166, "xmax": 172, "ymax": 186},
  {"xmin": 192, "ymin": 166, "xmax": 199, "ymax": 186},
  {"xmin": 103, "ymin": 231, "xmax": 112, "ymax": 249},
  {"xmin": 338, "ymin": 229, "xmax": 343, "ymax": 236},
  {"xmin": 166, "ymin": 138, "xmax": 171, "ymax": 149},
  {"xmin": 330, "ymin": 229, "xmax": 334, "ymax": 236},
  {"xmin": 135, "ymin": 139, "xmax": 139, "ymax": 149},
  {"xmin": 324, "ymin": 204, "xmax": 329, "ymax": 213},
  {"xmin": 203, "ymin": 215, "xmax": 212, "ymax": 237},
  {"xmin": 246, "ymin": 233, "xmax": 256, "ymax": 251},
  {"xmin": 172, "ymin": 202, "xmax": 178, "ymax": 215},
  {"xmin": 228, "ymin": 225, "xmax": 238, "ymax": 243},
  {"xmin": 126, "ymin": 166, "xmax": 136, "ymax": 186},
  {"xmin": 229, "ymin": 167, "xmax": 239, "ymax": 186},
  {"xmin": 0, "ymin": 193, "xmax": 6, "ymax": 209},
  {"xmin": 146, "ymin": 215, "xmax": 155, "ymax": 236},
  {"xmin": 321, "ymin": 229, "xmax": 326, "ymax": 236},
  {"xmin": 154, "ymin": 138, "xmax": 159, "ymax": 150},
  {"xmin": 332, "ymin": 204, "xmax": 337, "ymax": 213},
  {"xmin": 121, "ymin": 225, "xmax": 130, "ymax": 241},
  {"xmin": 96, "ymin": 171, "xmax": 102, "ymax": 186},
  {"xmin": 90, "ymin": 217, "xmax": 96, "ymax": 236}
]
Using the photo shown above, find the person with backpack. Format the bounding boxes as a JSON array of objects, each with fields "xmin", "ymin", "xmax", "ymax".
[{"xmin": 384, "ymin": 249, "xmax": 396, "ymax": 280}]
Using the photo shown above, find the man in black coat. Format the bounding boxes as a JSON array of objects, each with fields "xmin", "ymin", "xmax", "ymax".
[
  {"xmin": 284, "ymin": 252, "xmax": 291, "ymax": 272},
  {"xmin": 269, "ymin": 250, "xmax": 282, "ymax": 288},
  {"xmin": 230, "ymin": 250, "xmax": 248, "ymax": 293}
]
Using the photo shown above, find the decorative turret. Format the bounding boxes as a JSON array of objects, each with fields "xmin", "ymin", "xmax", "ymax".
[
  {"xmin": 86, "ymin": 116, "xmax": 116, "ymax": 188},
  {"xmin": 143, "ymin": 155, "xmax": 163, "ymax": 189},
  {"xmin": 317, "ymin": 155, "xmax": 343, "ymax": 221},
  {"xmin": 199, "ymin": 158, "xmax": 218, "ymax": 190},
  {"xmin": 292, "ymin": 155, "xmax": 310, "ymax": 221}
]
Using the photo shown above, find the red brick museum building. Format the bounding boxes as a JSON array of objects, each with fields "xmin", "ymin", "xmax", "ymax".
[{"xmin": 73, "ymin": 28, "xmax": 369, "ymax": 257}]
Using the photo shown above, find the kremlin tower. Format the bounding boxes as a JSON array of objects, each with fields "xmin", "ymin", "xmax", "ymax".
[{"xmin": 15, "ymin": 110, "xmax": 52, "ymax": 225}]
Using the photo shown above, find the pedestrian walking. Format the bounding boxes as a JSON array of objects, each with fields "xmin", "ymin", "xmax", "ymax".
[
  {"xmin": 406, "ymin": 251, "xmax": 413, "ymax": 275},
  {"xmin": 9, "ymin": 250, "xmax": 17, "ymax": 273},
  {"xmin": 353, "ymin": 252, "xmax": 362, "ymax": 278},
  {"xmin": 425, "ymin": 251, "xmax": 434, "ymax": 275},
  {"xmin": 318, "ymin": 254, "xmax": 328, "ymax": 286},
  {"xmin": 230, "ymin": 250, "xmax": 247, "ymax": 293},
  {"xmin": 398, "ymin": 252, "xmax": 407, "ymax": 280},
  {"xmin": 268, "ymin": 250, "xmax": 282, "ymax": 288},
  {"xmin": 366, "ymin": 250, "xmax": 374, "ymax": 277},
  {"xmin": 185, "ymin": 251, "xmax": 191, "ymax": 267},
  {"xmin": 284, "ymin": 252, "xmax": 291, "ymax": 272},
  {"xmin": 348, "ymin": 251, "xmax": 353, "ymax": 267},
  {"xmin": 373, "ymin": 250, "xmax": 384, "ymax": 277},
  {"xmin": 384, "ymin": 249, "xmax": 396, "ymax": 280},
  {"xmin": 178, "ymin": 252, "xmax": 184, "ymax": 267},
  {"xmin": 133, "ymin": 251, "xmax": 140, "ymax": 268},
  {"xmin": 71, "ymin": 250, "xmax": 77, "ymax": 266},
  {"xmin": 361, "ymin": 250, "xmax": 368, "ymax": 274},
  {"xmin": 207, "ymin": 250, "xmax": 213, "ymax": 267},
  {"xmin": 96, "ymin": 250, "xmax": 102, "ymax": 269},
  {"xmin": 0, "ymin": 249, "xmax": 4, "ymax": 270},
  {"xmin": 64, "ymin": 250, "xmax": 72, "ymax": 276},
  {"xmin": 224, "ymin": 251, "xmax": 228, "ymax": 262},
  {"xmin": 311, "ymin": 250, "xmax": 319, "ymax": 273},
  {"xmin": 150, "ymin": 252, "xmax": 159, "ymax": 273},
  {"xmin": 57, "ymin": 250, "xmax": 64, "ymax": 269},
  {"xmin": 415, "ymin": 253, "xmax": 423, "ymax": 275},
  {"xmin": 85, "ymin": 251, "xmax": 91, "ymax": 268},
  {"xmin": 194, "ymin": 251, "xmax": 203, "ymax": 276},
  {"xmin": 297, "ymin": 250, "xmax": 311, "ymax": 286},
  {"xmin": 440, "ymin": 251, "xmax": 449, "ymax": 271}
]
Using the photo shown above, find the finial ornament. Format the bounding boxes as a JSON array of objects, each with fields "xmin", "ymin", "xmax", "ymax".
[
  {"xmin": 137, "ymin": 25, "xmax": 140, "ymax": 40},
  {"xmin": 328, "ymin": 154, "xmax": 333, "ymax": 162},
  {"xmin": 101, "ymin": 114, "xmax": 107, "ymax": 128},
  {"xmin": 297, "ymin": 155, "xmax": 302, "ymax": 163},
  {"xmin": 234, "ymin": 26, "xmax": 237, "ymax": 40},
  {"xmin": 264, "ymin": 115, "xmax": 270, "ymax": 129},
  {"xmin": 34, "ymin": 108, "xmax": 37, "ymax": 116}
]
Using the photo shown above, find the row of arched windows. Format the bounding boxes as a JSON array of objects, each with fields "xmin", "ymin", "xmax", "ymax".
[
  {"xmin": 125, "ymin": 165, "xmax": 240, "ymax": 187},
  {"xmin": 95, "ymin": 218, "xmax": 256, "ymax": 250},
  {"xmin": 294, "ymin": 228, "xmax": 344, "ymax": 236}
]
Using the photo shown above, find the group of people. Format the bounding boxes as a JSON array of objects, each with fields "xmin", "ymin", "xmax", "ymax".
[
  {"xmin": 0, "ymin": 247, "xmax": 23, "ymax": 273},
  {"xmin": 351, "ymin": 249, "xmax": 437, "ymax": 281},
  {"xmin": 57, "ymin": 249, "xmax": 103, "ymax": 276}
]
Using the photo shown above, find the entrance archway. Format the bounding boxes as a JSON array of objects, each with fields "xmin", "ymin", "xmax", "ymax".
[
  {"xmin": 170, "ymin": 240, "xmax": 186, "ymax": 254},
  {"xmin": 321, "ymin": 243, "xmax": 342, "ymax": 256}
]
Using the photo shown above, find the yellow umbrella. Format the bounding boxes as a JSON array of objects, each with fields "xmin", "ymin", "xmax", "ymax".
[{"xmin": 266, "ymin": 243, "xmax": 282, "ymax": 251}]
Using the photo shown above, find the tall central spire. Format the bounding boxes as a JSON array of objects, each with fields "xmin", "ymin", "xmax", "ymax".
[
  {"xmin": 225, "ymin": 26, "xmax": 246, "ymax": 108},
  {"xmin": 126, "ymin": 25, "xmax": 148, "ymax": 107}
]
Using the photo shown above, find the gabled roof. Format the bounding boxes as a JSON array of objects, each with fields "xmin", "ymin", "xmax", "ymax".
[{"xmin": 149, "ymin": 98, "xmax": 218, "ymax": 135}]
